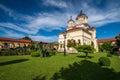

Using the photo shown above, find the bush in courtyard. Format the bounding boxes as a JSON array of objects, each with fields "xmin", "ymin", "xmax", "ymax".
[
  {"xmin": 48, "ymin": 50, "xmax": 56, "ymax": 55},
  {"xmin": 100, "ymin": 42, "xmax": 112, "ymax": 52},
  {"xmin": 0, "ymin": 50, "xmax": 18, "ymax": 56},
  {"xmin": 98, "ymin": 57, "xmax": 111, "ymax": 66},
  {"xmin": 10, "ymin": 50, "xmax": 17, "ymax": 55},
  {"xmin": 23, "ymin": 49, "xmax": 31, "ymax": 55},
  {"xmin": 107, "ymin": 53, "xmax": 112, "ymax": 57},
  {"xmin": 1, "ymin": 50, "xmax": 9, "ymax": 56},
  {"xmin": 31, "ymin": 51, "xmax": 40, "ymax": 57},
  {"xmin": 67, "ymin": 39, "xmax": 76, "ymax": 48},
  {"xmin": 45, "ymin": 49, "xmax": 50, "ymax": 56},
  {"xmin": 15, "ymin": 47, "xmax": 23, "ymax": 55},
  {"xmin": 0, "ymin": 50, "xmax": 1, "ymax": 55},
  {"xmin": 1, "ymin": 50, "xmax": 11, "ymax": 56},
  {"xmin": 75, "ymin": 45, "xmax": 95, "ymax": 58}
]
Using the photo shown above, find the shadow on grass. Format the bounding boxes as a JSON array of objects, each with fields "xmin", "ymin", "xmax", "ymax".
[
  {"xmin": 51, "ymin": 60, "xmax": 119, "ymax": 80},
  {"xmin": 116, "ymin": 72, "xmax": 120, "ymax": 80},
  {"xmin": 77, "ymin": 55, "xmax": 94, "ymax": 59},
  {"xmin": 33, "ymin": 75, "xmax": 46, "ymax": 80},
  {"xmin": 0, "ymin": 59, "xmax": 29, "ymax": 66}
]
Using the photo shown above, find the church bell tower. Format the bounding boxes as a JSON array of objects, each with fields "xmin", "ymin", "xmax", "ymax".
[
  {"xmin": 76, "ymin": 10, "xmax": 88, "ymax": 25},
  {"xmin": 67, "ymin": 16, "xmax": 74, "ymax": 30}
]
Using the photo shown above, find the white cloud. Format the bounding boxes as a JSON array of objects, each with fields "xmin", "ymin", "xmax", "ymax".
[
  {"xmin": 30, "ymin": 35, "xmax": 58, "ymax": 42},
  {"xmin": 0, "ymin": 27, "xmax": 24, "ymax": 38},
  {"xmin": 25, "ymin": 12, "xmax": 71, "ymax": 31},
  {"xmin": 0, "ymin": 11, "xmax": 74, "ymax": 35},
  {"xmin": 0, "ymin": 4, "xmax": 14, "ymax": 17},
  {"xmin": 0, "ymin": 27, "xmax": 58, "ymax": 42},
  {"xmin": 0, "ymin": 4, "xmax": 33, "ymax": 21},
  {"xmin": 0, "ymin": 23, "xmax": 37, "ymax": 34},
  {"xmin": 43, "ymin": 0, "xmax": 67, "ymax": 8},
  {"xmin": 1, "ymin": 1, "xmax": 120, "ymax": 31},
  {"xmin": 0, "ymin": 1, "xmax": 120, "ymax": 41},
  {"xmin": 0, "ymin": 12, "xmax": 67, "ymax": 34},
  {"xmin": 88, "ymin": 8, "xmax": 120, "ymax": 27},
  {"xmin": 72, "ymin": 1, "xmax": 120, "ymax": 27},
  {"xmin": 5, "ymin": 31, "xmax": 24, "ymax": 38},
  {"xmin": 0, "ymin": 4, "xmax": 71, "ymax": 34}
]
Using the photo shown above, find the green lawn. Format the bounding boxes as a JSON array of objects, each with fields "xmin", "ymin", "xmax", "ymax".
[{"xmin": 0, "ymin": 53, "xmax": 120, "ymax": 80}]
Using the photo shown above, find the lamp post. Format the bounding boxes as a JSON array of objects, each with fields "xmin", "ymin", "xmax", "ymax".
[{"xmin": 63, "ymin": 31, "xmax": 67, "ymax": 56}]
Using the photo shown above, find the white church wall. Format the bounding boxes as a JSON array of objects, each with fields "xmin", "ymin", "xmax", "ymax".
[{"xmin": 58, "ymin": 11, "xmax": 98, "ymax": 52}]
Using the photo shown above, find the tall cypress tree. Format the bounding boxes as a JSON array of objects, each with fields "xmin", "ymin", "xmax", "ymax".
[
  {"xmin": 116, "ymin": 34, "xmax": 120, "ymax": 48},
  {"xmin": 38, "ymin": 42, "xmax": 44, "ymax": 57}
]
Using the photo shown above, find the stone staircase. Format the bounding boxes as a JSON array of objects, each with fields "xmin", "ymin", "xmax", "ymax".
[{"xmin": 58, "ymin": 47, "xmax": 78, "ymax": 53}]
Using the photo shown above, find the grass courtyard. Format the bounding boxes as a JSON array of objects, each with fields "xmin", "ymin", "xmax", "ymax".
[{"xmin": 0, "ymin": 53, "xmax": 120, "ymax": 80}]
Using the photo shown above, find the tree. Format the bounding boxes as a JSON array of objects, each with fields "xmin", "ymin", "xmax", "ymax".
[
  {"xmin": 67, "ymin": 39, "xmax": 72, "ymax": 47},
  {"xmin": 109, "ymin": 34, "xmax": 120, "ymax": 54},
  {"xmin": 38, "ymin": 42, "xmax": 44, "ymax": 57},
  {"xmin": 91, "ymin": 41, "xmax": 94, "ymax": 48},
  {"xmin": 101, "ymin": 42, "xmax": 112, "ymax": 52},
  {"xmin": 114, "ymin": 34, "xmax": 120, "ymax": 55},
  {"xmin": 37, "ymin": 42, "xmax": 50, "ymax": 57},
  {"xmin": 116, "ymin": 34, "xmax": 120, "ymax": 48},
  {"xmin": 22, "ymin": 36, "xmax": 32, "ymax": 40},
  {"xmin": 30, "ymin": 42, "xmax": 35, "ymax": 50},
  {"xmin": 98, "ymin": 44, "xmax": 104, "ymax": 52},
  {"xmin": 72, "ymin": 39, "xmax": 76, "ymax": 47},
  {"xmin": 67, "ymin": 39, "xmax": 76, "ymax": 48},
  {"xmin": 75, "ymin": 45, "xmax": 95, "ymax": 58}
]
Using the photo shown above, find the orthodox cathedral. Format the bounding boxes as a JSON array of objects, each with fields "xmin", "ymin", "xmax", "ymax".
[{"xmin": 58, "ymin": 10, "xmax": 98, "ymax": 53}]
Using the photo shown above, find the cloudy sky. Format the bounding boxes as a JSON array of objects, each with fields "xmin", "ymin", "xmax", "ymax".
[{"xmin": 0, "ymin": 0, "xmax": 120, "ymax": 42}]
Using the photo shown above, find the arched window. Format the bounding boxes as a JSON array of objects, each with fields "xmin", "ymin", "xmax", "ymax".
[
  {"xmin": 67, "ymin": 39, "xmax": 71, "ymax": 47},
  {"xmin": 17, "ymin": 43, "xmax": 20, "ymax": 47},
  {"xmin": 60, "ymin": 44, "xmax": 62, "ymax": 48},
  {"xmin": 78, "ymin": 39, "xmax": 81, "ymax": 43},
  {"xmin": 77, "ymin": 39, "xmax": 81, "ymax": 45},
  {"xmin": 60, "ymin": 41, "xmax": 62, "ymax": 43},
  {"xmin": 2, "ymin": 43, "xmax": 8, "ymax": 49},
  {"xmin": 10, "ymin": 43, "xmax": 14, "ymax": 48}
]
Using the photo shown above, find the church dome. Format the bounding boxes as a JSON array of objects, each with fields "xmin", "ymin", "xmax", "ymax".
[
  {"xmin": 76, "ymin": 10, "xmax": 88, "ymax": 20},
  {"xmin": 68, "ymin": 16, "xmax": 74, "ymax": 23}
]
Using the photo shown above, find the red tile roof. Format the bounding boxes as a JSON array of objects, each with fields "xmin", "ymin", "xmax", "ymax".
[
  {"xmin": 67, "ymin": 27, "xmax": 79, "ymax": 32},
  {"xmin": 17, "ymin": 39, "xmax": 32, "ymax": 43},
  {"xmin": 41, "ymin": 42, "xmax": 48, "ymax": 44},
  {"xmin": 33, "ymin": 41, "xmax": 39, "ymax": 44},
  {"xmin": 97, "ymin": 38, "xmax": 116, "ymax": 43},
  {"xmin": 0, "ymin": 37, "xmax": 17, "ymax": 41},
  {"xmin": 0, "ymin": 37, "xmax": 46, "ymax": 44},
  {"xmin": 60, "ymin": 26, "xmax": 93, "ymax": 34},
  {"xmin": 59, "ymin": 27, "xmax": 77, "ymax": 34},
  {"xmin": 60, "ymin": 27, "xmax": 87, "ymax": 34},
  {"xmin": 0, "ymin": 37, "xmax": 32, "ymax": 43}
]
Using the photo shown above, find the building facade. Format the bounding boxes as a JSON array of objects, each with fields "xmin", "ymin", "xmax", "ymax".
[
  {"xmin": 0, "ymin": 37, "xmax": 48, "ymax": 50},
  {"xmin": 97, "ymin": 38, "xmax": 116, "ymax": 46},
  {"xmin": 58, "ymin": 10, "xmax": 98, "ymax": 53}
]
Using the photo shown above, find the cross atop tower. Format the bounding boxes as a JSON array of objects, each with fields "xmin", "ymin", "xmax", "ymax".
[
  {"xmin": 70, "ymin": 16, "xmax": 72, "ymax": 20},
  {"xmin": 80, "ymin": 10, "xmax": 83, "ymax": 15}
]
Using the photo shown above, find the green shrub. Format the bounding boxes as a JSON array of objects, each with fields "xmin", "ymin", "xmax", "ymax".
[
  {"xmin": 17, "ymin": 52, "xmax": 22, "ymax": 55},
  {"xmin": 0, "ymin": 50, "xmax": 18, "ymax": 56},
  {"xmin": 0, "ymin": 49, "xmax": 33, "ymax": 56},
  {"xmin": 48, "ymin": 50, "xmax": 56, "ymax": 55},
  {"xmin": 31, "ymin": 51, "xmax": 40, "ymax": 57},
  {"xmin": 23, "ymin": 51, "xmax": 31, "ymax": 55},
  {"xmin": 98, "ymin": 57, "xmax": 111, "ymax": 66},
  {"xmin": 0, "ymin": 50, "xmax": 1, "ymax": 55},
  {"xmin": 1, "ymin": 50, "xmax": 10, "ymax": 56},
  {"xmin": 75, "ymin": 45, "xmax": 95, "ymax": 57},
  {"xmin": 10, "ymin": 50, "xmax": 18, "ymax": 55},
  {"xmin": 107, "ymin": 53, "xmax": 112, "ymax": 57}
]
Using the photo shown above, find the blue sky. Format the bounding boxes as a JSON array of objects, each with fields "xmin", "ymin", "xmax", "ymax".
[{"xmin": 0, "ymin": 0, "xmax": 120, "ymax": 42}]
